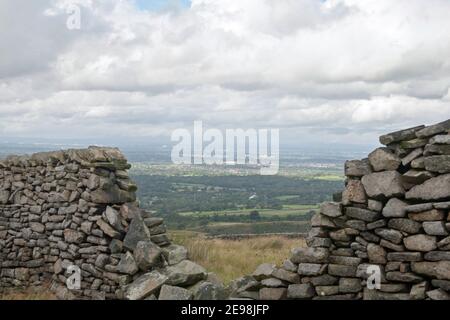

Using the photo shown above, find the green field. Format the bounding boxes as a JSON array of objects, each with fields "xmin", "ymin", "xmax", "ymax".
[{"xmin": 178, "ymin": 204, "xmax": 318, "ymax": 218}]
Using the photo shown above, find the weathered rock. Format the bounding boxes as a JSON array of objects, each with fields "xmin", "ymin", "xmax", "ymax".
[
  {"xmin": 342, "ymin": 180, "xmax": 367, "ymax": 205},
  {"xmin": 400, "ymin": 138, "xmax": 428, "ymax": 149},
  {"xmin": 412, "ymin": 261, "xmax": 450, "ymax": 280},
  {"xmin": 430, "ymin": 134, "xmax": 450, "ymax": 144},
  {"xmin": 117, "ymin": 251, "xmax": 139, "ymax": 275},
  {"xmin": 297, "ymin": 263, "xmax": 326, "ymax": 276},
  {"xmin": 387, "ymin": 218, "xmax": 421, "ymax": 234},
  {"xmin": 423, "ymin": 221, "xmax": 448, "ymax": 236},
  {"xmin": 124, "ymin": 271, "xmax": 168, "ymax": 300},
  {"xmin": 345, "ymin": 207, "xmax": 380, "ymax": 222},
  {"xmin": 362, "ymin": 171, "xmax": 405, "ymax": 200},
  {"xmin": 320, "ymin": 202, "xmax": 342, "ymax": 218},
  {"xmin": 259, "ymin": 288, "xmax": 287, "ymax": 300},
  {"xmin": 368, "ymin": 199, "xmax": 383, "ymax": 212},
  {"xmin": 161, "ymin": 244, "xmax": 188, "ymax": 266},
  {"xmin": 402, "ymin": 170, "xmax": 435, "ymax": 189},
  {"xmin": 252, "ymin": 263, "xmax": 276, "ymax": 281},
  {"xmin": 272, "ymin": 268, "xmax": 300, "ymax": 283},
  {"xmin": 387, "ymin": 252, "xmax": 422, "ymax": 262},
  {"xmin": 159, "ymin": 285, "xmax": 193, "ymax": 300},
  {"xmin": 338, "ymin": 278, "xmax": 362, "ymax": 293},
  {"xmin": 96, "ymin": 219, "xmax": 121, "ymax": 239},
  {"xmin": 404, "ymin": 234, "xmax": 437, "ymax": 252},
  {"xmin": 363, "ymin": 288, "xmax": 412, "ymax": 300},
  {"xmin": 424, "ymin": 251, "xmax": 450, "ymax": 261},
  {"xmin": 375, "ymin": 228, "xmax": 403, "ymax": 244},
  {"xmin": 385, "ymin": 272, "xmax": 423, "ymax": 283},
  {"xmin": 287, "ymin": 284, "xmax": 315, "ymax": 299},
  {"xmin": 368, "ymin": 148, "xmax": 401, "ymax": 172},
  {"xmin": 379, "ymin": 125, "xmax": 425, "ymax": 145},
  {"xmin": 424, "ymin": 155, "xmax": 450, "ymax": 173},
  {"xmin": 406, "ymin": 174, "xmax": 450, "ymax": 201},
  {"xmin": 64, "ymin": 229, "xmax": 85, "ymax": 244},
  {"xmin": 408, "ymin": 209, "xmax": 445, "ymax": 221},
  {"xmin": 427, "ymin": 289, "xmax": 450, "ymax": 300},
  {"xmin": 367, "ymin": 244, "xmax": 387, "ymax": 264},
  {"xmin": 123, "ymin": 213, "xmax": 151, "ymax": 251},
  {"xmin": 402, "ymin": 148, "xmax": 423, "ymax": 166},
  {"xmin": 382, "ymin": 198, "xmax": 408, "ymax": 218},
  {"xmin": 290, "ymin": 247, "xmax": 329, "ymax": 264},
  {"xmin": 437, "ymin": 236, "xmax": 450, "ymax": 250},
  {"xmin": 134, "ymin": 240, "xmax": 162, "ymax": 271},
  {"xmin": 416, "ymin": 119, "xmax": 450, "ymax": 138},
  {"xmin": 190, "ymin": 281, "xmax": 228, "ymax": 300},
  {"xmin": 345, "ymin": 159, "xmax": 372, "ymax": 177},
  {"xmin": 311, "ymin": 213, "xmax": 335, "ymax": 228},
  {"xmin": 104, "ymin": 206, "xmax": 124, "ymax": 232},
  {"xmin": 165, "ymin": 260, "xmax": 207, "ymax": 286},
  {"xmin": 261, "ymin": 278, "xmax": 285, "ymax": 288},
  {"xmin": 328, "ymin": 264, "xmax": 357, "ymax": 277}
]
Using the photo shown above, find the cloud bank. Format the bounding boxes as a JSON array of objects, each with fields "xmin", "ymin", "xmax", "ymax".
[{"xmin": 1, "ymin": 0, "xmax": 450, "ymax": 145}]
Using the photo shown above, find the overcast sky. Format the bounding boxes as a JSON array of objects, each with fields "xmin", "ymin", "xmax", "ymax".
[{"xmin": 1, "ymin": 0, "xmax": 450, "ymax": 147}]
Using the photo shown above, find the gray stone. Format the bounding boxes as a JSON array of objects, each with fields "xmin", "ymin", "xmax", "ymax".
[
  {"xmin": 346, "ymin": 220, "xmax": 366, "ymax": 231},
  {"xmin": 426, "ymin": 289, "xmax": 450, "ymax": 300},
  {"xmin": 402, "ymin": 170, "xmax": 435, "ymax": 189},
  {"xmin": 368, "ymin": 148, "xmax": 401, "ymax": 172},
  {"xmin": 423, "ymin": 221, "xmax": 448, "ymax": 236},
  {"xmin": 412, "ymin": 261, "xmax": 450, "ymax": 280},
  {"xmin": 386, "ymin": 272, "xmax": 423, "ymax": 283},
  {"xmin": 190, "ymin": 281, "xmax": 228, "ymax": 300},
  {"xmin": 315, "ymin": 286, "xmax": 339, "ymax": 296},
  {"xmin": 424, "ymin": 155, "xmax": 450, "ymax": 174},
  {"xmin": 345, "ymin": 159, "xmax": 372, "ymax": 177},
  {"xmin": 259, "ymin": 288, "xmax": 287, "ymax": 300},
  {"xmin": 409, "ymin": 281, "xmax": 428, "ymax": 300},
  {"xmin": 320, "ymin": 202, "xmax": 342, "ymax": 218},
  {"xmin": 367, "ymin": 219, "xmax": 386, "ymax": 230},
  {"xmin": 123, "ymin": 213, "xmax": 151, "ymax": 251},
  {"xmin": 63, "ymin": 229, "xmax": 85, "ymax": 244},
  {"xmin": 424, "ymin": 144, "xmax": 450, "ymax": 155},
  {"xmin": 400, "ymin": 138, "xmax": 428, "ymax": 149},
  {"xmin": 432, "ymin": 280, "xmax": 450, "ymax": 291},
  {"xmin": 402, "ymin": 148, "xmax": 424, "ymax": 166},
  {"xmin": 406, "ymin": 174, "xmax": 450, "ymax": 201},
  {"xmin": 367, "ymin": 244, "xmax": 387, "ymax": 264},
  {"xmin": 165, "ymin": 260, "xmax": 207, "ymax": 286},
  {"xmin": 345, "ymin": 207, "xmax": 380, "ymax": 222},
  {"xmin": 387, "ymin": 252, "xmax": 422, "ymax": 262},
  {"xmin": 438, "ymin": 236, "xmax": 450, "ymax": 250},
  {"xmin": 311, "ymin": 274, "xmax": 338, "ymax": 286},
  {"xmin": 261, "ymin": 278, "xmax": 285, "ymax": 288},
  {"xmin": 252, "ymin": 263, "xmax": 276, "ymax": 281},
  {"xmin": 287, "ymin": 284, "xmax": 315, "ymax": 299},
  {"xmin": 411, "ymin": 156, "xmax": 426, "ymax": 168},
  {"xmin": 379, "ymin": 125, "xmax": 425, "ymax": 145},
  {"xmin": 404, "ymin": 234, "xmax": 437, "ymax": 252},
  {"xmin": 272, "ymin": 268, "xmax": 300, "ymax": 283},
  {"xmin": 328, "ymin": 264, "xmax": 357, "ymax": 277},
  {"xmin": 109, "ymin": 239, "xmax": 123, "ymax": 254},
  {"xmin": 159, "ymin": 285, "xmax": 193, "ymax": 300},
  {"xmin": 134, "ymin": 240, "xmax": 162, "ymax": 271},
  {"xmin": 311, "ymin": 213, "xmax": 335, "ymax": 228},
  {"xmin": 424, "ymin": 251, "xmax": 450, "ymax": 261},
  {"xmin": 416, "ymin": 119, "xmax": 450, "ymax": 138},
  {"xmin": 161, "ymin": 244, "xmax": 188, "ymax": 266},
  {"xmin": 362, "ymin": 171, "xmax": 405, "ymax": 200},
  {"xmin": 117, "ymin": 251, "xmax": 139, "ymax": 275},
  {"xmin": 430, "ymin": 134, "xmax": 450, "ymax": 144},
  {"xmin": 290, "ymin": 247, "xmax": 329, "ymax": 264},
  {"xmin": 342, "ymin": 180, "xmax": 367, "ymax": 205},
  {"xmin": 30, "ymin": 222, "xmax": 45, "ymax": 233},
  {"xmin": 363, "ymin": 288, "xmax": 412, "ymax": 300},
  {"xmin": 297, "ymin": 263, "xmax": 326, "ymax": 276},
  {"xmin": 104, "ymin": 206, "xmax": 123, "ymax": 231},
  {"xmin": 380, "ymin": 239, "xmax": 405, "ymax": 252},
  {"xmin": 124, "ymin": 271, "xmax": 168, "ymax": 300},
  {"xmin": 388, "ymin": 218, "xmax": 421, "ymax": 234},
  {"xmin": 339, "ymin": 278, "xmax": 362, "ymax": 293},
  {"xmin": 328, "ymin": 256, "xmax": 361, "ymax": 266},
  {"xmin": 379, "ymin": 283, "xmax": 409, "ymax": 293},
  {"xmin": 368, "ymin": 199, "xmax": 383, "ymax": 212},
  {"xmin": 382, "ymin": 198, "xmax": 408, "ymax": 218},
  {"xmin": 96, "ymin": 219, "xmax": 121, "ymax": 239},
  {"xmin": 405, "ymin": 203, "xmax": 434, "ymax": 213},
  {"xmin": 375, "ymin": 228, "xmax": 403, "ymax": 244},
  {"xmin": 408, "ymin": 209, "xmax": 445, "ymax": 221}
]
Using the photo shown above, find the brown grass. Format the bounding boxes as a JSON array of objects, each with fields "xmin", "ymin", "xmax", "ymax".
[
  {"xmin": 170, "ymin": 230, "xmax": 306, "ymax": 284},
  {"xmin": 0, "ymin": 286, "xmax": 56, "ymax": 300}
]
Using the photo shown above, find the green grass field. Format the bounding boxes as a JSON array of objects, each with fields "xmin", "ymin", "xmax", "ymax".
[{"xmin": 178, "ymin": 204, "xmax": 319, "ymax": 218}]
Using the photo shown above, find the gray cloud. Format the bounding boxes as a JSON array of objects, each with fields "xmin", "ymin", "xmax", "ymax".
[{"xmin": 0, "ymin": 0, "xmax": 450, "ymax": 146}]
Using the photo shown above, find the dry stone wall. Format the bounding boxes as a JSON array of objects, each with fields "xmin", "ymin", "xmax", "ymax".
[
  {"xmin": 0, "ymin": 147, "xmax": 225, "ymax": 300},
  {"xmin": 231, "ymin": 119, "xmax": 450, "ymax": 300}
]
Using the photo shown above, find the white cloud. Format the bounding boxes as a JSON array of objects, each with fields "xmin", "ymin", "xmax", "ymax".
[{"xmin": 0, "ymin": 0, "xmax": 449, "ymax": 145}]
